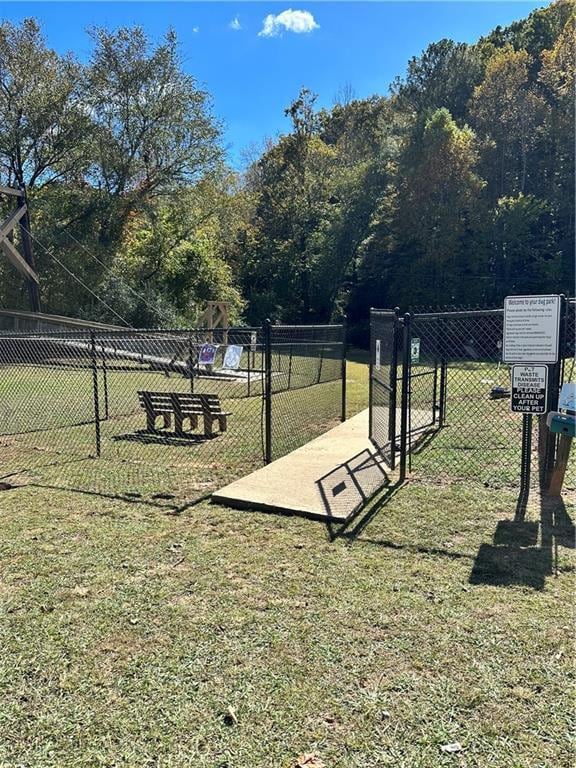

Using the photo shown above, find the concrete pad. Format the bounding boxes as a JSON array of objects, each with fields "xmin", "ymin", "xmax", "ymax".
[{"xmin": 212, "ymin": 410, "xmax": 391, "ymax": 521}]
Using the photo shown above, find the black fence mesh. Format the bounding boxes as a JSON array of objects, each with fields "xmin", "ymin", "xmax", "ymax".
[
  {"xmin": 268, "ymin": 325, "xmax": 345, "ymax": 461},
  {"xmin": 370, "ymin": 301, "xmax": 575, "ymax": 489},
  {"xmin": 0, "ymin": 324, "xmax": 345, "ymax": 509},
  {"xmin": 408, "ymin": 310, "xmax": 523, "ymax": 486}
]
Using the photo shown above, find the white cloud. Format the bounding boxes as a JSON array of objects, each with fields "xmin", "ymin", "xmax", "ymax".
[
  {"xmin": 258, "ymin": 9, "xmax": 319, "ymax": 38},
  {"xmin": 229, "ymin": 16, "xmax": 242, "ymax": 31},
  {"xmin": 192, "ymin": 26, "xmax": 200, "ymax": 34}
]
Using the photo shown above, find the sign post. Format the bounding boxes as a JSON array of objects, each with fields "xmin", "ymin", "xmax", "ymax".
[{"xmin": 504, "ymin": 294, "xmax": 565, "ymax": 491}]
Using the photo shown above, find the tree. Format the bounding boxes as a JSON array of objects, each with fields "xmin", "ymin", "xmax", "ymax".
[
  {"xmin": 391, "ymin": 109, "xmax": 488, "ymax": 307},
  {"xmin": 469, "ymin": 46, "xmax": 547, "ymax": 197},
  {"xmin": 0, "ymin": 18, "xmax": 89, "ymax": 189},
  {"xmin": 86, "ymin": 26, "xmax": 222, "ymax": 244},
  {"xmin": 392, "ymin": 39, "xmax": 484, "ymax": 122}
]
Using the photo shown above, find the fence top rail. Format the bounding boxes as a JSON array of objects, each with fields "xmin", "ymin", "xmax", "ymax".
[
  {"xmin": 268, "ymin": 323, "xmax": 343, "ymax": 329},
  {"xmin": 0, "ymin": 323, "xmax": 343, "ymax": 341},
  {"xmin": 411, "ymin": 308, "xmax": 504, "ymax": 320}
]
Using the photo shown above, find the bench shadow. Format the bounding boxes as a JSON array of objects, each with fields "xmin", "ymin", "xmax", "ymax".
[{"xmin": 112, "ymin": 430, "xmax": 222, "ymax": 446}]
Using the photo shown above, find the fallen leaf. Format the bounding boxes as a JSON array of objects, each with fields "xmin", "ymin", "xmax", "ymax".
[
  {"xmin": 441, "ymin": 742, "xmax": 463, "ymax": 753},
  {"xmin": 295, "ymin": 755, "xmax": 325, "ymax": 768}
]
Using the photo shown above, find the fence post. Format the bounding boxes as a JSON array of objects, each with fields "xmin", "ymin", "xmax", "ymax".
[
  {"xmin": 389, "ymin": 307, "xmax": 401, "ymax": 468},
  {"xmin": 368, "ymin": 309, "xmax": 374, "ymax": 440},
  {"xmin": 102, "ymin": 343, "xmax": 109, "ymax": 421},
  {"xmin": 264, "ymin": 319, "xmax": 272, "ymax": 464},
  {"xmin": 538, "ymin": 294, "xmax": 566, "ymax": 489},
  {"xmin": 340, "ymin": 316, "xmax": 347, "ymax": 422},
  {"xmin": 90, "ymin": 331, "xmax": 101, "ymax": 457},
  {"xmin": 518, "ymin": 414, "xmax": 533, "ymax": 509},
  {"xmin": 399, "ymin": 313, "xmax": 411, "ymax": 482},
  {"xmin": 438, "ymin": 318, "xmax": 448, "ymax": 428},
  {"xmin": 188, "ymin": 333, "xmax": 195, "ymax": 393},
  {"xmin": 247, "ymin": 332, "xmax": 252, "ymax": 398}
]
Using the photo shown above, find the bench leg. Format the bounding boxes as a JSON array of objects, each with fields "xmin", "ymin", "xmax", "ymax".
[
  {"xmin": 146, "ymin": 410, "xmax": 156, "ymax": 432},
  {"xmin": 218, "ymin": 415, "xmax": 227, "ymax": 433},
  {"xmin": 174, "ymin": 413, "xmax": 185, "ymax": 436},
  {"xmin": 162, "ymin": 413, "xmax": 171, "ymax": 429},
  {"xmin": 189, "ymin": 415, "xmax": 199, "ymax": 431},
  {"xmin": 203, "ymin": 415, "xmax": 213, "ymax": 438}
]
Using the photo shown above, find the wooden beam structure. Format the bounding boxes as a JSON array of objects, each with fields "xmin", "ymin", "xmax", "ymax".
[{"xmin": 0, "ymin": 184, "xmax": 41, "ymax": 311}]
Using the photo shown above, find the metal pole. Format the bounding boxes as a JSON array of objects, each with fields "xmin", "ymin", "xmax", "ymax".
[
  {"xmin": 389, "ymin": 307, "xmax": 401, "ymax": 468},
  {"xmin": 247, "ymin": 333, "xmax": 252, "ymax": 398},
  {"xmin": 90, "ymin": 331, "xmax": 101, "ymax": 457},
  {"xmin": 188, "ymin": 334, "xmax": 194, "ymax": 393},
  {"xmin": 264, "ymin": 319, "xmax": 272, "ymax": 464},
  {"xmin": 101, "ymin": 336, "xmax": 109, "ymax": 420},
  {"xmin": 539, "ymin": 294, "xmax": 566, "ymax": 489},
  {"xmin": 368, "ymin": 308, "xmax": 374, "ymax": 441},
  {"xmin": 399, "ymin": 313, "xmax": 411, "ymax": 482},
  {"xmin": 340, "ymin": 316, "xmax": 347, "ymax": 422},
  {"xmin": 519, "ymin": 414, "xmax": 532, "ymax": 499}
]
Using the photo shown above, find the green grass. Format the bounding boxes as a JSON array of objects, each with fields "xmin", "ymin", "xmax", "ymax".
[
  {"xmin": 0, "ymin": 357, "xmax": 574, "ymax": 767},
  {"xmin": 0, "ymin": 359, "xmax": 345, "ymax": 507}
]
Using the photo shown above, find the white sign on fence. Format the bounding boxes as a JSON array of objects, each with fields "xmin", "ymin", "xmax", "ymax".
[
  {"xmin": 503, "ymin": 295, "xmax": 561, "ymax": 363},
  {"xmin": 411, "ymin": 338, "xmax": 420, "ymax": 364},
  {"xmin": 511, "ymin": 364, "xmax": 548, "ymax": 414},
  {"xmin": 375, "ymin": 339, "xmax": 381, "ymax": 370}
]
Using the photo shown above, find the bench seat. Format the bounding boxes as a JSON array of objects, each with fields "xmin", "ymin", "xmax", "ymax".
[{"xmin": 138, "ymin": 391, "xmax": 231, "ymax": 436}]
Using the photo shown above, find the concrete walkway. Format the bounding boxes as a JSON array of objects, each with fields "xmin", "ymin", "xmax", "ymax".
[{"xmin": 212, "ymin": 410, "xmax": 391, "ymax": 521}]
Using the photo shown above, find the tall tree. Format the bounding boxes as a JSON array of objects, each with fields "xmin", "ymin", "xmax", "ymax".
[
  {"xmin": 0, "ymin": 18, "xmax": 89, "ymax": 189},
  {"xmin": 86, "ymin": 26, "xmax": 222, "ymax": 244}
]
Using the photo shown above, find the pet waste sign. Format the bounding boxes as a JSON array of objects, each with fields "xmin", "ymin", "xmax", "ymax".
[{"xmin": 511, "ymin": 365, "xmax": 548, "ymax": 414}]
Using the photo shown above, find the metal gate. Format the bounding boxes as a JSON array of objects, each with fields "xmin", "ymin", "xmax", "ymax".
[
  {"xmin": 369, "ymin": 301, "xmax": 575, "ymax": 489},
  {"xmin": 369, "ymin": 309, "xmax": 442, "ymax": 478},
  {"xmin": 369, "ymin": 309, "xmax": 402, "ymax": 467}
]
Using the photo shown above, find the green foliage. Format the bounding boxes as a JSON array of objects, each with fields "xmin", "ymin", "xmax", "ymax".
[
  {"xmin": 0, "ymin": 4, "xmax": 573, "ymax": 330},
  {"xmin": 237, "ymin": 1, "xmax": 573, "ymax": 325}
]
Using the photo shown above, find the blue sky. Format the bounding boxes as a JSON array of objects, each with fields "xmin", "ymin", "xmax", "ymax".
[{"xmin": 2, "ymin": 2, "xmax": 543, "ymax": 166}]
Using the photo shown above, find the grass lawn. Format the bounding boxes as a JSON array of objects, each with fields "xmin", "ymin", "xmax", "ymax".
[{"xmin": 0, "ymin": 358, "xmax": 574, "ymax": 767}]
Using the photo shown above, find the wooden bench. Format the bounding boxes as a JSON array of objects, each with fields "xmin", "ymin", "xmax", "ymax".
[{"xmin": 138, "ymin": 391, "xmax": 231, "ymax": 437}]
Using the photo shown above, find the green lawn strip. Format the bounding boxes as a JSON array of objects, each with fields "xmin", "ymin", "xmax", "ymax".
[{"xmin": 0, "ymin": 478, "xmax": 572, "ymax": 767}]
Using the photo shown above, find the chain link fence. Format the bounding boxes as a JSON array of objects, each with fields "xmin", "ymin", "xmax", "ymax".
[
  {"xmin": 0, "ymin": 323, "xmax": 345, "ymax": 509},
  {"xmin": 370, "ymin": 300, "xmax": 575, "ymax": 489}
]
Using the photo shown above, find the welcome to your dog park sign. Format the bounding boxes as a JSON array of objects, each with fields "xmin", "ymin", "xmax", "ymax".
[{"xmin": 503, "ymin": 295, "xmax": 561, "ymax": 364}]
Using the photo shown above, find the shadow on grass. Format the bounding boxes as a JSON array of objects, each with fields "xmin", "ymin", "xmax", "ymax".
[
  {"xmin": 316, "ymin": 448, "xmax": 389, "ymax": 521},
  {"xmin": 24, "ymin": 480, "xmax": 213, "ymax": 514},
  {"xmin": 470, "ymin": 492, "xmax": 575, "ymax": 591},
  {"xmin": 112, "ymin": 430, "xmax": 221, "ymax": 446},
  {"xmin": 0, "ymin": 454, "xmax": 95, "ymax": 483}
]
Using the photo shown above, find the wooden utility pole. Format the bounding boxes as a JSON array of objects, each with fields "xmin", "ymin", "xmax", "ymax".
[{"xmin": 0, "ymin": 184, "xmax": 40, "ymax": 312}]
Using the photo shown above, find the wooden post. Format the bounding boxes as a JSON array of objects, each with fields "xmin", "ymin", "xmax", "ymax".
[
  {"xmin": 17, "ymin": 187, "xmax": 41, "ymax": 312},
  {"xmin": 548, "ymin": 435, "xmax": 572, "ymax": 496}
]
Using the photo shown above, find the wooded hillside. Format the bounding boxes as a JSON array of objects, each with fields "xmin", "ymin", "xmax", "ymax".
[{"xmin": 0, "ymin": 1, "xmax": 573, "ymax": 335}]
